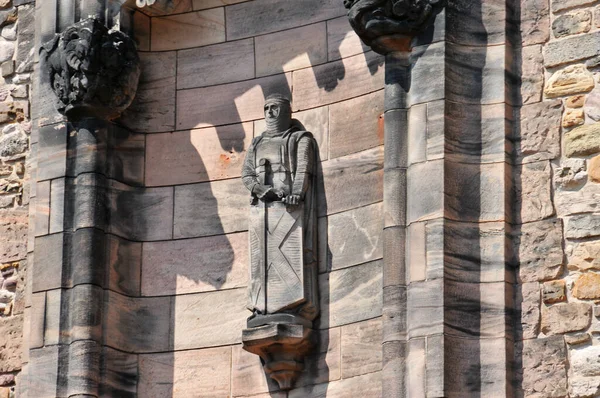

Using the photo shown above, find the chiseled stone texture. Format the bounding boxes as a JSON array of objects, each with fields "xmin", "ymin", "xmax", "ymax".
[
  {"xmin": 573, "ymin": 273, "xmax": 600, "ymax": 300},
  {"xmin": 565, "ymin": 214, "xmax": 600, "ymax": 239},
  {"xmin": 570, "ymin": 377, "xmax": 600, "ymax": 398},
  {"xmin": 138, "ymin": 347, "xmax": 231, "ymax": 397},
  {"xmin": 520, "ymin": 45, "xmax": 544, "ymax": 104},
  {"xmin": 554, "ymin": 159, "xmax": 587, "ymax": 190},
  {"xmin": 519, "ymin": 282, "xmax": 540, "ymax": 339},
  {"xmin": 0, "ymin": 314, "xmax": 22, "ymax": 372},
  {"xmin": 515, "ymin": 219, "xmax": 564, "ymax": 282},
  {"xmin": 515, "ymin": 161, "xmax": 554, "ymax": 223},
  {"xmin": 565, "ymin": 123, "xmax": 600, "ymax": 157},
  {"xmin": 571, "ymin": 346, "xmax": 600, "ymax": 377},
  {"xmin": 517, "ymin": 100, "xmax": 561, "ymax": 163},
  {"xmin": 541, "ymin": 302, "xmax": 591, "ymax": 335},
  {"xmin": 543, "ymin": 280, "xmax": 566, "ymax": 304},
  {"xmin": 522, "ymin": 336, "xmax": 568, "ymax": 397},
  {"xmin": 0, "ymin": 209, "xmax": 26, "ymax": 263},
  {"xmin": 555, "ymin": 182, "xmax": 600, "ymax": 217},
  {"xmin": 544, "ymin": 64, "xmax": 594, "ymax": 98},
  {"xmin": 552, "ymin": 0, "xmax": 597, "ymax": 12},
  {"xmin": 552, "ymin": 10, "xmax": 591, "ymax": 39},
  {"xmin": 544, "ymin": 31, "xmax": 600, "ymax": 67},
  {"xmin": 142, "ymin": 232, "xmax": 248, "ymax": 296},
  {"xmin": 568, "ymin": 241, "xmax": 600, "ymax": 270},
  {"xmin": 340, "ymin": 317, "xmax": 382, "ymax": 378},
  {"xmin": 520, "ymin": 0, "xmax": 550, "ymax": 45},
  {"xmin": 145, "ymin": 122, "xmax": 253, "ymax": 186}
]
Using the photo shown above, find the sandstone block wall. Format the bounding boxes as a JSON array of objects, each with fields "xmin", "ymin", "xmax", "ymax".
[
  {"xmin": 519, "ymin": 0, "xmax": 600, "ymax": 396},
  {"xmin": 0, "ymin": 0, "xmax": 33, "ymax": 395},
  {"xmin": 35, "ymin": 0, "xmax": 387, "ymax": 395}
]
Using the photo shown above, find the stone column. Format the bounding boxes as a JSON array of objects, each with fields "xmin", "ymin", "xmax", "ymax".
[
  {"xmin": 344, "ymin": 0, "xmax": 517, "ymax": 396},
  {"xmin": 22, "ymin": 8, "xmax": 140, "ymax": 397}
]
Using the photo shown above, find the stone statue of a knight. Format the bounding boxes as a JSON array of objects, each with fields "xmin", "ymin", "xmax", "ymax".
[{"xmin": 241, "ymin": 94, "xmax": 319, "ymax": 327}]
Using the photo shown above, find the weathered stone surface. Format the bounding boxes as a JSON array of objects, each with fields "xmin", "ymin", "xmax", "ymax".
[
  {"xmin": 329, "ymin": 90, "xmax": 383, "ymax": 159},
  {"xmin": 289, "ymin": 370, "xmax": 381, "ymax": 398},
  {"xmin": 518, "ymin": 100, "xmax": 561, "ymax": 162},
  {"xmin": 293, "ymin": 51, "xmax": 384, "ymax": 111},
  {"xmin": 555, "ymin": 159, "xmax": 587, "ymax": 190},
  {"xmin": 568, "ymin": 241, "xmax": 600, "ymax": 270},
  {"xmin": 0, "ymin": 314, "xmax": 21, "ymax": 372},
  {"xmin": 192, "ymin": 0, "xmax": 248, "ymax": 10},
  {"xmin": 0, "ymin": 209, "xmax": 26, "ymax": 263},
  {"xmin": 566, "ymin": 214, "xmax": 600, "ymax": 239},
  {"xmin": 119, "ymin": 52, "xmax": 176, "ymax": 133},
  {"xmin": 572, "ymin": 346, "xmax": 600, "ymax": 377},
  {"xmin": 295, "ymin": 328, "xmax": 342, "ymax": 388},
  {"xmin": 324, "ymin": 202, "xmax": 383, "ymax": 272},
  {"xmin": 553, "ymin": 11, "xmax": 591, "ymax": 38},
  {"xmin": 541, "ymin": 302, "xmax": 591, "ymax": 334},
  {"xmin": 319, "ymin": 146, "xmax": 383, "ymax": 216},
  {"xmin": 567, "ymin": 95, "xmax": 585, "ymax": 108},
  {"xmin": 408, "ymin": 222, "xmax": 426, "ymax": 282},
  {"xmin": 138, "ymin": 347, "xmax": 231, "ymax": 398},
  {"xmin": 173, "ymin": 288, "xmax": 247, "ymax": 349},
  {"xmin": 520, "ymin": 45, "xmax": 544, "ymax": 104},
  {"xmin": 151, "ymin": 9, "xmax": 225, "ymax": 51},
  {"xmin": 585, "ymin": 89, "xmax": 600, "ymax": 122},
  {"xmin": 521, "ymin": 0, "xmax": 550, "ymax": 45},
  {"xmin": 570, "ymin": 377, "xmax": 600, "ymax": 398},
  {"xmin": 516, "ymin": 219, "xmax": 564, "ymax": 282},
  {"xmin": 555, "ymin": 182, "xmax": 600, "ymax": 217},
  {"xmin": 407, "ymin": 160, "xmax": 443, "ymax": 223},
  {"xmin": 341, "ymin": 317, "xmax": 382, "ymax": 378},
  {"xmin": 544, "ymin": 31, "xmax": 600, "ymax": 67},
  {"xmin": 543, "ymin": 280, "xmax": 566, "ymax": 303},
  {"xmin": 255, "ymin": 23, "xmax": 327, "ymax": 77},
  {"xmin": 176, "ymin": 73, "xmax": 291, "ymax": 130},
  {"xmin": 544, "ymin": 64, "xmax": 594, "ymax": 98},
  {"xmin": 177, "ymin": 38, "xmax": 254, "ymax": 89},
  {"xmin": 408, "ymin": 279, "xmax": 443, "ymax": 338},
  {"xmin": 231, "ymin": 344, "xmax": 281, "ymax": 396},
  {"xmin": 515, "ymin": 161, "xmax": 554, "ymax": 223},
  {"xmin": 519, "ymin": 282, "xmax": 540, "ymax": 339},
  {"xmin": 552, "ymin": 0, "xmax": 597, "ymax": 12},
  {"xmin": 142, "ymin": 232, "xmax": 247, "ymax": 296},
  {"xmin": 319, "ymin": 260, "xmax": 382, "ymax": 329},
  {"xmin": 226, "ymin": 0, "xmax": 345, "ymax": 40},
  {"xmin": 565, "ymin": 333, "xmax": 590, "ymax": 345},
  {"xmin": 563, "ymin": 108, "xmax": 585, "ymax": 128},
  {"xmin": 573, "ymin": 273, "xmax": 600, "ymax": 299},
  {"xmin": 105, "ymin": 293, "xmax": 170, "ymax": 353},
  {"xmin": 565, "ymin": 123, "xmax": 600, "ymax": 157},
  {"xmin": 173, "ymin": 178, "xmax": 247, "ymax": 238},
  {"xmin": 145, "ymin": 122, "xmax": 253, "ymax": 186},
  {"xmin": 327, "ymin": 16, "xmax": 366, "ymax": 61},
  {"xmin": 0, "ymin": 132, "xmax": 27, "ymax": 158},
  {"xmin": 522, "ymin": 336, "xmax": 567, "ymax": 397},
  {"xmin": 132, "ymin": 10, "xmax": 150, "ymax": 51}
]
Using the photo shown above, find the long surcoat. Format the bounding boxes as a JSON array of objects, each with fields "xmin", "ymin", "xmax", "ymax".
[{"xmin": 241, "ymin": 123, "xmax": 319, "ymax": 321}]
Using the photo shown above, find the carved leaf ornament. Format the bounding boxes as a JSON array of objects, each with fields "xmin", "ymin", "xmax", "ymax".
[{"xmin": 40, "ymin": 18, "xmax": 141, "ymax": 119}]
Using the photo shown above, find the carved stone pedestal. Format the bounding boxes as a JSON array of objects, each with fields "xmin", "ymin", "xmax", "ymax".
[{"xmin": 242, "ymin": 322, "xmax": 315, "ymax": 390}]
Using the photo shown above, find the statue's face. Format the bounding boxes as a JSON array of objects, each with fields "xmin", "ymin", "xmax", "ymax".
[{"xmin": 264, "ymin": 103, "xmax": 282, "ymax": 122}]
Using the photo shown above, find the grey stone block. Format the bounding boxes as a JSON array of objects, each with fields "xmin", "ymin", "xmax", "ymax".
[
  {"xmin": 107, "ymin": 235, "xmax": 141, "ymax": 297},
  {"xmin": 543, "ymin": 31, "xmax": 600, "ymax": 67},
  {"xmin": 409, "ymin": 42, "xmax": 445, "ymax": 106},
  {"xmin": 408, "ymin": 104, "xmax": 426, "ymax": 166},
  {"xmin": 384, "ymin": 167, "xmax": 407, "ymax": 228},
  {"xmin": 407, "ymin": 222, "xmax": 426, "ymax": 283},
  {"xmin": 318, "ymin": 260, "xmax": 382, "ymax": 329},
  {"xmin": 522, "ymin": 336, "xmax": 567, "ymax": 397},
  {"xmin": 407, "ymin": 338, "xmax": 426, "ymax": 397},
  {"xmin": 384, "ymin": 52, "xmax": 410, "ymax": 112},
  {"xmin": 174, "ymin": 178, "xmax": 247, "ymax": 239},
  {"xmin": 382, "ymin": 340, "xmax": 406, "ymax": 398},
  {"xmin": 516, "ymin": 100, "xmax": 562, "ymax": 163},
  {"xmin": 384, "ymin": 109, "xmax": 408, "ymax": 170},
  {"xmin": 445, "ymin": 102, "xmax": 507, "ymax": 164},
  {"xmin": 141, "ymin": 231, "xmax": 247, "ymax": 296},
  {"xmin": 445, "ymin": 161, "xmax": 506, "ymax": 222},
  {"xmin": 318, "ymin": 146, "xmax": 383, "ymax": 216},
  {"xmin": 30, "ymin": 292, "xmax": 45, "ymax": 349},
  {"xmin": 325, "ymin": 202, "xmax": 383, "ymax": 272},
  {"xmin": 119, "ymin": 52, "xmax": 176, "ymax": 133},
  {"xmin": 426, "ymin": 334, "xmax": 444, "ymax": 397},
  {"xmin": 426, "ymin": 100, "xmax": 444, "ymax": 160},
  {"xmin": 329, "ymin": 90, "xmax": 384, "ymax": 159},
  {"xmin": 32, "ymin": 233, "xmax": 64, "ymax": 292},
  {"xmin": 383, "ymin": 285, "xmax": 407, "ymax": 343},
  {"xmin": 62, "ymin": 285, "xmax": 104, "ymax": 344},
  {"xmin": 446, "ymin": 43, "xmax": 506, "ymax": 105},
  {"xmin": 64, "ymin": 174, "xmax": 109, "ymax": 232},
  {"xmin": 446, "ymin": 0, "xmax": 507, "ymax": 45},
  {"xmin": 514, "ymin": 161, "xmax": 554, "ymax": 224},
  {"xmin": 37, "ymin": 123, "xmax": 67, "ymax": 181},
  {"xmin": 99, "ymin": 347, "xmax": 137, "ymax": 398},
  {"xmin": 341, "ymin": 318, "xmax": 382, "ymax": 378},
  {"xmin": 514, "ymin": 218, "xmax": 564, "ymax": 282},
  {"xmin": 226, "ymin": 0, "xmax": 345, "ymax": 40},
  {"xmin": 109, "ymin": 181, "xmax": 173, "ymax": 241},
  {"xmin": 407, "ymin": 159, "xmax": 443, "ymax": 224},
  {"xmin": 407, "ymin": 279, "xmax": 443, "ymax": 338},
  {"xmin": 177, "ymin": 38, "xmax": 255, "ymax": 89},
  {"xmin": 518, "ymin": 282, "xmax": 541, "ymax": 339},
  {"xmin": 27, "ymin": 346, "xmax": 60, "ymax": 398},
  {"xmin": 49, "ymin": 178, "xmax": 65, "ymax": 234},
  {"xmin": 172, "ymin": 288, "xmax": 247, "ymax": 349},
  {"xmin": 65, "ymin": 340, "xmax": 101, "ymax": 397},
  {"xmin": 44, "ymin": 289, "xmax": 61, "ymax": 346},
  {"xmin": 383, "ymin": 225, "xmax": 406, "ymax": 287},
  {"xmin": 521, "ymin": 0, "xmax": 550, "ymax": 45},
  {"xmin": 34, "ymin": 179, "xmax": 49, "ymax": 236},
  {"xmin": 105, "ymin": 292, "xmax": 171, "ymax": 353}
]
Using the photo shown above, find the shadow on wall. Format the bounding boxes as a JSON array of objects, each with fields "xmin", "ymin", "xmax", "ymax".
[{"xmin": 110, "ymin": 0, "xmax": 384, "ymax": 396}]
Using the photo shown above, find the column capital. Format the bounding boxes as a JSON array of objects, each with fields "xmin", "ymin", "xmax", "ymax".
[
  {"xmin": 40, "ymin": 18, "xmax": 141, "ymax": 120},
  {"xmin": 344, "ymin": 0, "xmax": 445, "ymax": 54}
]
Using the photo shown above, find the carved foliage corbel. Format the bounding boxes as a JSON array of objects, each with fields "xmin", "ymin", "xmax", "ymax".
[{"xmin": 40, "ymin": 18, "xmax": 141, "ymax": 120}]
